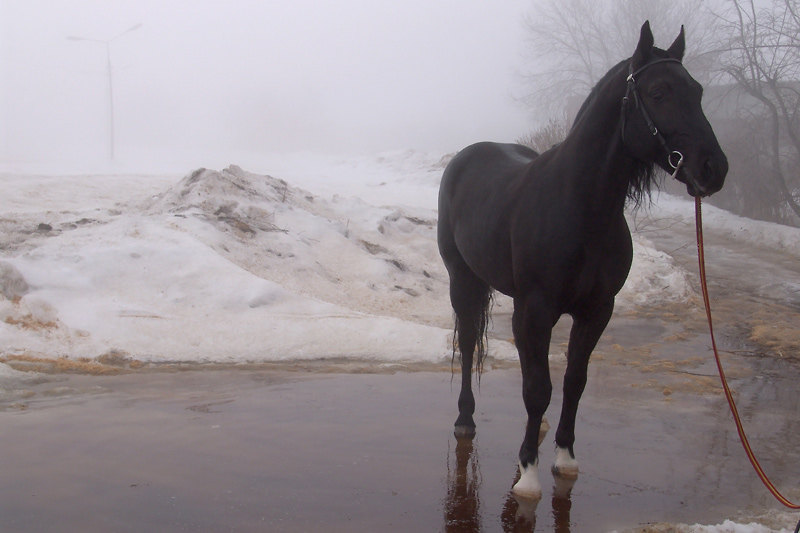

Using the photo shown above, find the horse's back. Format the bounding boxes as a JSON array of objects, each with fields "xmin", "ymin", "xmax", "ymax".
[
  {"xmin": 440, "ymin": 142, "xmax": 537, "ymax": 193},
  {"xmin": 439, "ymin": 142, "xmax": 537, "ymax": 218},
  {"xmin": 438, "ymin": 142, "xmax": 538, "ymax": 295}
]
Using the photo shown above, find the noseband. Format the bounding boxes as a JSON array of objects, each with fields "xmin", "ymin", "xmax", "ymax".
[{"xmin": 621, "ymin": 58, "xmax": 684, "ymax": 179}]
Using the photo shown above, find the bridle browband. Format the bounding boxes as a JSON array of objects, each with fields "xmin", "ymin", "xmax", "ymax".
[{"xmin": 621, "ymin": 57, "xmax": 684, "ymax": 179}]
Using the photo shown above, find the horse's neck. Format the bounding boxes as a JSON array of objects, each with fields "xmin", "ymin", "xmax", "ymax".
[{"xmin": 563, "ymin": 76, "xmax": 638, "ymax": 221}]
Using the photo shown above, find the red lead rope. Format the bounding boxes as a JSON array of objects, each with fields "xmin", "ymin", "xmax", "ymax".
[{"xmin": 695, "ymin": 196, "xmax": 800, "ymax": 511}]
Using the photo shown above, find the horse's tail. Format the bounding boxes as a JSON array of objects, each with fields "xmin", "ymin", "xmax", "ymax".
[{"xmin": 451, "ymin": 289, "xmax": 493, "ymax": 378}]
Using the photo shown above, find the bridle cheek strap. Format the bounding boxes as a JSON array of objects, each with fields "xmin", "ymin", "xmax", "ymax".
[{"xmin": 620, "ymin": 57, "xmax": 684, "ymax": 179}]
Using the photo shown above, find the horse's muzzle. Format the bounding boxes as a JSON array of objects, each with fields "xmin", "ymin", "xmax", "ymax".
[{"xmin": 684, "ymin": 152, "xmax": 728, "ymax": 198}]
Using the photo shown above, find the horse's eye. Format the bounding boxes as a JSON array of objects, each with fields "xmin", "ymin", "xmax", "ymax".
[{"xmin": 649, "ymin": 88, "xmax": 665, "ymax": 102}]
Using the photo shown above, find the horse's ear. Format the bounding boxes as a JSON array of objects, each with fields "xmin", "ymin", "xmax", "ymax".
[
  {"xmin": 667, "ymin": 25, "xmax": 686, "ymax": 60},
  {"xmin": 632, "ymin": 21, "xmax": 654, "ymax": 70}
]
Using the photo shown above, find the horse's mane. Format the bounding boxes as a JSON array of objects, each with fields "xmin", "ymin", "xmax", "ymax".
[{"xmin": 568, "ymin": 50, "xmax": 673, "ymax": 207}]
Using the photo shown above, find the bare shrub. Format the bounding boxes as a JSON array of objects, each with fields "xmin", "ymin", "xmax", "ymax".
[{"xmin": 516, "ymin": 116, "xmax": 570, "ymax": 153}]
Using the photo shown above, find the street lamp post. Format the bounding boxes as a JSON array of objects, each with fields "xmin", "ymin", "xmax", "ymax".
[{"xmin": 68, "ymin": 23, "xmax": 142, "ymax": 161}]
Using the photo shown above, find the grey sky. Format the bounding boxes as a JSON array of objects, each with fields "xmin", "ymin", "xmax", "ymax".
[{"xmin": 1, "ymin": 0, "xmax": 533, "ymax": 170}]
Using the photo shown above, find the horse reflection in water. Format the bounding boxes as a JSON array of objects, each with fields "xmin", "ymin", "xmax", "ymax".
[
  {"xmin": 444, "ymin": 436, "xmax": 576, "ymax": 532},
  {"xmin": 444, "ymin": 437, "xmax": 481, "ymax": 531}
]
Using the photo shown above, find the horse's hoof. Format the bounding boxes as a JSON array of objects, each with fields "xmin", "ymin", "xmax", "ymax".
[
  {"xmin": 551, "ymin": 446, "xmax": 579, "ymax": 479},
  {"xmin": 454, "ymin": 425, "xmax": 476, "ymax": 438},
  {"xmin": 512, "ymin": 461, "xmax": 542, "ymax": 500}
]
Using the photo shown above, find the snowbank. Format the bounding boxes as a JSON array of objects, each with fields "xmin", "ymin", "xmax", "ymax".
[
  {"xmin": 0, "ymin": 161, "xmax": 519, "ymax": 363},
  {"xmin": 0, "ymin": 153, "xmax": 727, "ymax": 364},
  {"xmin": 652, "ymin": 193, "xmax": 800, "ymax": 258},
  {"xmin": 620, "ymin": 233, "xmax": 695, "ymax": 307}
]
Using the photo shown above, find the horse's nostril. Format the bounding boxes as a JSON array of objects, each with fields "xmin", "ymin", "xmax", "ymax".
[{"xmin": 703, "ymin": 158, "xmax": 716, "ymax": 179}]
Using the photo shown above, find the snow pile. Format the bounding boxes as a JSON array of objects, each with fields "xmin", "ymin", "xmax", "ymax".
[
  {"xmin": 0, "ymin": 152, "xmax": 708, "ymax": 364},
  {"xmin": 0, "ymin": 161, "xmax": 517, "ymax": 363},
  {"xmin": 143, "ymin": 165, "xmax": 450, "ymax": 325},
  {"xmin": 620, "ymin": 234, "xmax": 695, "ymax": 307},
  {"xmin": 653, "ymin": 194, "xmax": 800, "ymax": 258}
]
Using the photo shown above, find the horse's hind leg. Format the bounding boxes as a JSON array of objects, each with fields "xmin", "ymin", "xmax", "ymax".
[
  {"xmin": 553, "ymin": 301, "xmax": 614, "ymax": 479},
  {"xmin": 447, "ymin": 265, "xmax": 491, "ymax": 438}
]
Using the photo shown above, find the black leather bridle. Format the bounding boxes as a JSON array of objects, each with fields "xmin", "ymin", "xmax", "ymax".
[{"xmin": 621, "ymin": 57, "xmax": 685, "ymax": 178}]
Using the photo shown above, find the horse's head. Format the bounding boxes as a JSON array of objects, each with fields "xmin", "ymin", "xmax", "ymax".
[{"xmin": 622, "ymin": 21, "xmax": 728, "ymax": 197}]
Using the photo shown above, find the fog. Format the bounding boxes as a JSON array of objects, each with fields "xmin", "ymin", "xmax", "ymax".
[{"xmin": 0, "ymin": 0, "xmax": 532, "ymax": 172}]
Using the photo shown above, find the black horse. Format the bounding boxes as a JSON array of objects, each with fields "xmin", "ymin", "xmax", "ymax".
[{"xmin": 438, "ymin": 22, "xmax": 728, "ymax": 499}]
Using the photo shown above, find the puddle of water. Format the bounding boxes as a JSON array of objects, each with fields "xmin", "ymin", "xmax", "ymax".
[{"xmin": 1, "ymin": 364, "xmax": 797, "ymax": 532}]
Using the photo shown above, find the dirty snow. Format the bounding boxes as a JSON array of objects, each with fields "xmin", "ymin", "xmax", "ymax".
[
  {"xmin": 2, "ymin": 152, "xmax": 796, "ymax": 365},
  {"xmin": 0, "ymin": 152, "xmax": 710, "ymax": 364}
]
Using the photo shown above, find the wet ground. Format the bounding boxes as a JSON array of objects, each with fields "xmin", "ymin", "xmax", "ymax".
[
  {"xmin": 2, "ymin": 210, "xmax": 800, "ymax": 532},
  {"xmin": 1, "ymin": 317, "xmax": 799, "ymax": 533}
]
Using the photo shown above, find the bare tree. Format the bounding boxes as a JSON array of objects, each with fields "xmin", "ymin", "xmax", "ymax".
[
  {"xmin": 520, "ymin": 0, "xmax": 715, "ymax": 121},
  {"xmin": 715, "ymin": 0, "xmax": 800, "ymax": 220},
  {"xmin": 518, "ymin": 0, "xmax": 800, "ymax": 224}
]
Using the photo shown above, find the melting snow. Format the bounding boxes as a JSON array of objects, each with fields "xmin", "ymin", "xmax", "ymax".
[{"xmin": 0, "ymin": 152, "xmax": 796, "ymax": 367}]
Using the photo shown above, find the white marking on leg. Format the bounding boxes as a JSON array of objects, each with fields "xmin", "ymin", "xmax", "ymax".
[
  {"xmin": 512, "ymin": 460, "xmax": 542, "ymax": 499},
  {"xmin": 552, "ymin": 446, "xmax": 579, "ymax": 479}
]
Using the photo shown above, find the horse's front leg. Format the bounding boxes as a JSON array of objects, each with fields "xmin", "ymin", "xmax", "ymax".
[
  {"xmin": 511, "ymin": 293, "xmax": 556, "ymax": 499},
  {"xmin": 553, "ymin": 300, "xmax": 614, "ymax": 479}
]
